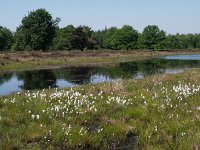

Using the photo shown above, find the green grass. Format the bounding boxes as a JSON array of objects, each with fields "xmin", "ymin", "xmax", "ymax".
[{"xmin": 1, "ymin": 69, "xmax": 200, "ymax": 149}]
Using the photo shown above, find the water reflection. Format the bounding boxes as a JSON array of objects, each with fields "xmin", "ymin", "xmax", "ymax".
[
  {"xmin": 17, "ymin": 70, "xmax": 57, "ymax": 90},
  {"xmin": 55, "ymin": 67, "xmax": 96, "ymax": 84},
  {"xmin": 0, "ymin": 75, "xmax": 23, "ymax": 95},
  {"xmin": 1, "ymin": 55, "xmax": 200, "ymax": 95},
  {"xmin": 0, "ymin": 73, "xmax": 12, "ymax": 85},
  {"xmin": 161, "ymin": 54, "xmax": 200, "ymax": 60}
]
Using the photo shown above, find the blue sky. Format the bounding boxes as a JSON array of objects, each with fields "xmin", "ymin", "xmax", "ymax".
[{"xmin": 0, "ymin": 0, "xmax": 199, "ymax": 34}]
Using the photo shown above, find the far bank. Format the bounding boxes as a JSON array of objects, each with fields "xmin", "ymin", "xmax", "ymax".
[{"xmin": 1, "ymin": 49, "xmax": 200, "ymax": 71}]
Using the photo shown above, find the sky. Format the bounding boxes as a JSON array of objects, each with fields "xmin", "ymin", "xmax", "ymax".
[{"xmin": 0, "ymin": 0, "xmax": 200, "ymax": 34}]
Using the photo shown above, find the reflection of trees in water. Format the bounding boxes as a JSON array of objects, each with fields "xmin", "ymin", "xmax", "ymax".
[
  {"xmin": 17, "ymin": 70, "xmax": 57, "ymax": 90},
  {"xmin": 97, "ymin": 63, "xmax": 137, "ymax": 79},
  {"xmin": 2, "ymin": 59, "xmax": 200, "ymax": 91},
  {"xmin": 95, "ymin": 59, "xmax": 200, "ymax": 79},
  {"xmin": 134, "ymin": 59, "xmax": 200, "ymax": 75},
  {"xmin": 121, "ymin": 59, "xmax": 200, "ymax": 76},
  {"xmin": 129, "ymin": 59, "xmax": 166, "ymax": 75},
  {"xmin": 0, "ymin": 73, "xmax": 13, "ymax": 85},
  {"xmin": 95, "ymin": 61, "xmax": 158, "ymax": 79},
  {"xmin": 54, "ymin": 67, "xmax": 97, "ymax": 85}
]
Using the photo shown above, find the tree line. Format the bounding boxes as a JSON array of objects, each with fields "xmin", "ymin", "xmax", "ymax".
[{"xmin": 1, "ymin": 8, "xmax": 200, "ymax": 51}]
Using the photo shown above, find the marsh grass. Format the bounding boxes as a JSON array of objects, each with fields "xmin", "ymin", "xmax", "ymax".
[
  {"xmin": 1, "ymin": 69, "xmax": 200, "ymax": 149},
  {"xmin": 1, "ymin": 50, "xmax": 200, "ymax": 71}
]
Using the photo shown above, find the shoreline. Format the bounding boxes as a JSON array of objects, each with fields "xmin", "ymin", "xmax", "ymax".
[{"xmin": 1, "ymin": 49, "xmax": 200, "ymax": 71}]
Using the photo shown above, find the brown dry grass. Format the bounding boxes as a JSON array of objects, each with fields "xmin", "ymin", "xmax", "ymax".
[
  {"xmin": 1, "ymin": 49, "xmax": 200, "ymax": 71},
  {"xmin": 0, "ymin": 49, "xmax": 198, "ymax": 62}
]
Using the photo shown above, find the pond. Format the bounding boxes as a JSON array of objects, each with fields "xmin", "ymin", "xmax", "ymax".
[{"xmin": 1, "ymin": 54, "xmax": 200, "ymax": 95}]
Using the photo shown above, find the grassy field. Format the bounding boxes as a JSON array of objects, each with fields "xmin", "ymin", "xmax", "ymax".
[
  {"xmin": 1, "ymin": 69, "xmax": 200, "ymax": 149},
  {"xmin": 1, "ymin": 50, "xmax": 200, "ymax": 71}
]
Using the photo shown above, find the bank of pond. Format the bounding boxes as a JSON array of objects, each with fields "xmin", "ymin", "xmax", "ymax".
[
  {"xmin": 1, "ymin": 54, "xmax": 200, "ymax": 149},
  {"xmin": 1, "ymin": 54, "xmax": 200, "ymax": 95}
]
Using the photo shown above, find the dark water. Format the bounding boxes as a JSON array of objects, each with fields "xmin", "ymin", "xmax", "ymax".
[{"xmin": 1, "ymin": 54, "xmax": 200, "ymax": 95}]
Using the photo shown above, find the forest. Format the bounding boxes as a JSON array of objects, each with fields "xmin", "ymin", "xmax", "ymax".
[{"xmin": 1, "ymin": 8, "xmax": 200, "ymax": 51}]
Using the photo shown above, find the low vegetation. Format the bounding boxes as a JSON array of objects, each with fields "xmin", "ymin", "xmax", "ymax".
[
  {"xmin": 1, "ymin": 69, "xmax": 200, "ymax": 149},
  {"xmin": 1, "ymin": 50, "xmax": 200, "ymax": 71}
]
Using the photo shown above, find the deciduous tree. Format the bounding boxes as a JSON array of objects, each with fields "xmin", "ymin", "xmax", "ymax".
[
  {"xmin": 142, "ymin": 25, "xmax": 166, "ymax": 50},
  {"xmin": 112, "ymin": 25, "xmax": 138, "ymax": 50},
  {"xmin": 14, "ymin": 9, "xmax": 60, "ymax": 51},
  {"xmin": 0, "ymin": 26, "xmax": 13, "ymax": 51}
]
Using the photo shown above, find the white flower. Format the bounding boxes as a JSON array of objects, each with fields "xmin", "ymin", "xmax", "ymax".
[
  {"xmin": 31, "ymin": 115, "xmax": 35, "ymax": 119},
  {"xmin": 154, "ymin": 126, "xmax": 158, "ymax": 131},
  {"xmin": 196, "ymin": 106, "xmax": 200, "ymax": 111}
]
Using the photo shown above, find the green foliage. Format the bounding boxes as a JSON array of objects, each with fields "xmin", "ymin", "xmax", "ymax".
[
  {"xmin": 103, "ymin": 27, "xmax": 118, "ymax": 49},
  {"xmin": 111, "ymin": 25, "xmax": 138, "ymax": 50},
  {"xmin": 51, "ymin": 25, "xmax": 75, "ymax": 50},
  {"xmin": 142, "ymin": 25, "xmax": 166, "ymax": 50},
  {"xmin": 68, "ymin": 26, "xmax": 96, "ymax": 51},
  {"xmin": 69, "ymin": 26, "xmax": 88, "ymax": 51},
  {"xmin": 1, "ymin": 7, "xmax": 200, "ymax": 51},
  {"xmin": 14, "ymin": 8, "xmax": 60, "ymax": 51},
  {"xmin": 102, "ymin": 25, "xmax": 139, "ymax": 50},
  {"xmin": 91, "ymin": 30, "xmax": 105, "ymax": 49},
  {"xmin": 164, "ymin": 33, "xmax": 200, "ymax": 50},
  {"xmin": 0, "ymin": 26, "xmax": 14, "ymax": 51}
]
